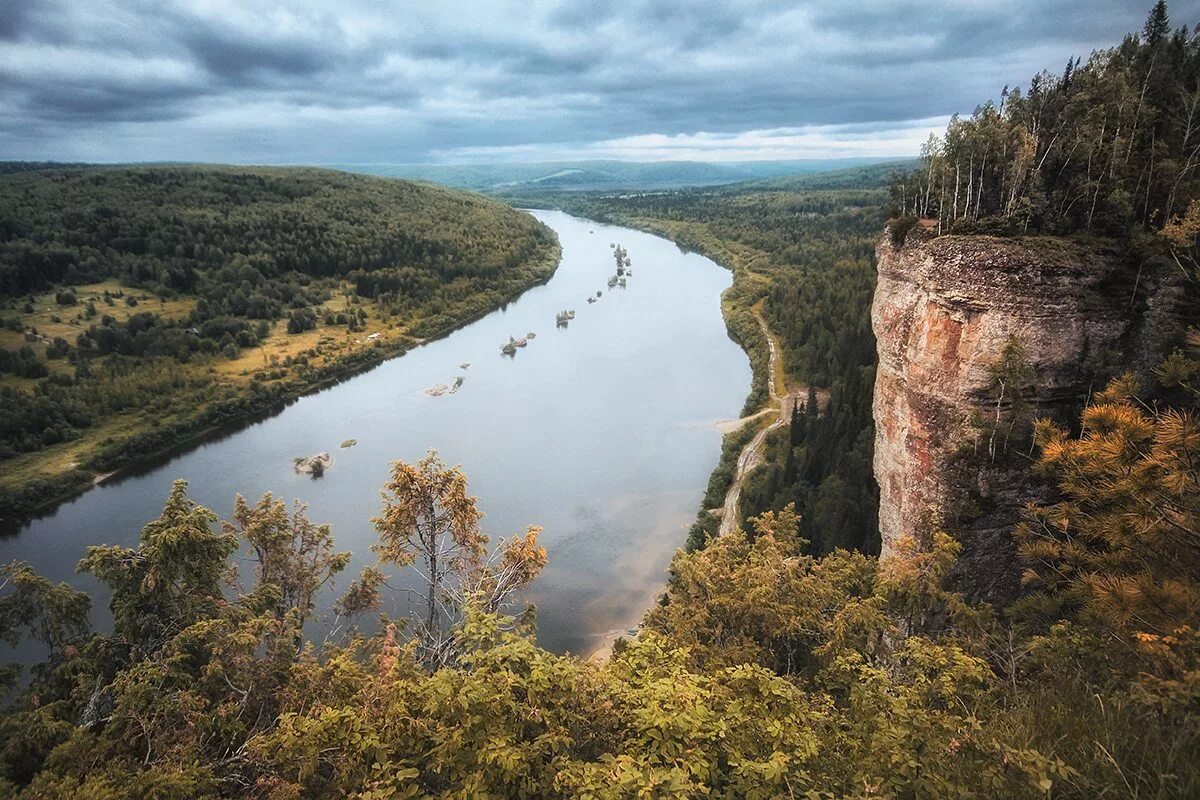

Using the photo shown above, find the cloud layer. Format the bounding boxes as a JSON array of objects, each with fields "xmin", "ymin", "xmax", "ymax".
[{"xmin": 1, "ymin": 0, "xmax": 1196, "ymax": 164}]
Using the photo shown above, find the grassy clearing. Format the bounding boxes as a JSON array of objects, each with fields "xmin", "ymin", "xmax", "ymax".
[
  {"xmin": 0, "ymin": 412, "xmax": 153, "ymax": 487},
  {"xmin": 0, "ymin": 281, "xmax": 196, "ymax": 384},
  {"xmin": 0, "ymin": 296, "xmax": 401, "ymax": 505},
  {"xmin": 1, "ymin": 280, "xmax": 412, "ymax": 495}
]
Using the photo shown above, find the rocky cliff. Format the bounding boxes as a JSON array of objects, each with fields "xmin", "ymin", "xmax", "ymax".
[{"xmin": 872, "ymin": 225, "xmax": 1182, "ymax": 602}]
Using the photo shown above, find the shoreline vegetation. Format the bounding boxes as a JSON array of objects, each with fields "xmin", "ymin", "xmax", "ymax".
[
  {"xmin": 518, "ymin": 168, "xmax": 884, "ymax": 556},
  {"xmin": 1, "ymin": 273, "xmax": 559, "ymax": 521},
  {"xmin": 0, "ymin": 166, "xmax": 561, "ymax": 522}
]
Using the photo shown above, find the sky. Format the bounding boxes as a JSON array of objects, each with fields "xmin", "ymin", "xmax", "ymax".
[{"xmin": 2, "ymin": 0, "xmax": 1198, "ymax": 165}]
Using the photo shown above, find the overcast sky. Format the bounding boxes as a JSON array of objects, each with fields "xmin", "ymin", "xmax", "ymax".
[{"xmin": 2, "ymin": 0, "xmax": 1198, "ymax": 165}]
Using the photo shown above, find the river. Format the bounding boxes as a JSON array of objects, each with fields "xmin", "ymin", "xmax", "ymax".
[{"xmin": 0, "ymin": 210, "xmax": 750, "ymax": 658}]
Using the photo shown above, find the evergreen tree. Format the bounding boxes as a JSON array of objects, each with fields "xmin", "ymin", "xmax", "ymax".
[{"xmin": 1145, "ymin": 0, "xmax": 1170, "ymax": 45}]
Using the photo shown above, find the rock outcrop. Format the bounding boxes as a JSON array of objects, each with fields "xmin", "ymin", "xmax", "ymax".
[{"xmin": 872, "ymin": 225, "xmax": 1182, "ymax": 602}]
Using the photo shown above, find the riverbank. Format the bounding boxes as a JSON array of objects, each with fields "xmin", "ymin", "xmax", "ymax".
[
  {"xmin": 571, "ymin": 222, "xmax": 788, "ymax": 659},
  {"xmin": 2, "ymin": 210, "xmax": 749, "ymax": 661},
  {"xmin": 716, "ymin": 305, "xmax": 800, "ymax": 538},
  {"xmin": 586, "ymin": 306, "xmax": 792, "ymax": 664},
  {"xmin": 0, "ymin": 239, "xmax": 561, "ymax": 522}
]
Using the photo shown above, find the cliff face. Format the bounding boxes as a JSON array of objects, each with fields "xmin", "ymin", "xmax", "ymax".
[{"xmin": 872, "ymin": 227, "xmax": 1180, "ymax": 602}]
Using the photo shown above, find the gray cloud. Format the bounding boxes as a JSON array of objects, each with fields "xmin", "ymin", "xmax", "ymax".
[
  {"xmin": 178, "ymin": 28, "xmax": 328, "ymax": 84},
  {"xmin": 1, "ymin": 0, "xmax": 1197, "ymax": 163}
]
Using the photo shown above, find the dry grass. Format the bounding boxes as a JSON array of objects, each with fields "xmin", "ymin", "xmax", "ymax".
[
  {"xmin": 0, "ymin": 280, "xmax": 196, "ymax": 384},
  {"xmin": 0, "ymin": 278, "xmax": 493, "ymax": 504},
  {"xmin": 213, "ymin": 285, "xmax": 413, "ymax": 381}
]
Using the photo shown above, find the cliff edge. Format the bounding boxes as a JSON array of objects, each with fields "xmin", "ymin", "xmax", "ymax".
[{"xmin": 872, "ymin": 225, "xmax": 1182, "ymax": 602}]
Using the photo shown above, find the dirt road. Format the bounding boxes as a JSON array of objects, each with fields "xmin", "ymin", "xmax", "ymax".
[{"xmin": 716, "ymin": 309, "xmax": 799, "ymax": 538}]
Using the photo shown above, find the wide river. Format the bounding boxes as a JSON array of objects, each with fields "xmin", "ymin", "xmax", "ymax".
[{"xmin": 0, "ymin": 211, "xmax": 750, "ymax": 657}]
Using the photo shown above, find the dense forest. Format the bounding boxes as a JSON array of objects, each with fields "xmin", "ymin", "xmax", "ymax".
[
  {"xmin": 546, "ymin": 165, "xmax": 888, "ymax": 555},
  {"xmin": 891, "ymin": 1, "xmax": 1200, "ymax": 235},
  {"xmin": 0, "ymin": 167, "xmax": 551, "ymax": 297},
  {"xmin": 0, "ymin": 167, "xmax": 559, "ymax": 517}
]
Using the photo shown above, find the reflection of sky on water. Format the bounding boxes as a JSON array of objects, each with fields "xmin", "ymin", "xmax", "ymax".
[{"xmin": 0, "ymin": 211, "xmax": 750, "ymax": 661}]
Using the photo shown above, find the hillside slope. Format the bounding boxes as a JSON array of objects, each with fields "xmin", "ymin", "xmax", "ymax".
[{"xmin": 0, "ymin": 166, "xmax": 560, "ymax": 518}]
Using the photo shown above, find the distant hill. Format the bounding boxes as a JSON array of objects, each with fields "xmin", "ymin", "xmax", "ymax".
[
  {"xmin": 0, "ymin": 158, "xmax": 917, "ymax": 195},
  {"xmin": 0, "ymin": 161, "xmax": 93, "ymax": 174},
  {"xmin": 493, "ymin": 158, "xmax": 913, "ymax": 210},
  {"xmin": 321, "ymin": 158, "xmax": 909, "ymax": 193},
  {"xmin": 735, "ymin": 159, "xmax": 917, "ymax": 191}
]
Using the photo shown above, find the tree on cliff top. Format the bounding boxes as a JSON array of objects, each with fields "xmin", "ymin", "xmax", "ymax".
[
  {"xmin": 892, "ymin": 2, "xmax": 1200, "ymax": 235},
  {"xmin": 1145, "ymin": 0, "xmax": 1171, "ymax": 45}
]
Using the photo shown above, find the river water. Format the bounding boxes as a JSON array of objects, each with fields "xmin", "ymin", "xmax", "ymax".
[{"xmin": 0, "ymin": 211, "xmax": 750, "ymax": 657}]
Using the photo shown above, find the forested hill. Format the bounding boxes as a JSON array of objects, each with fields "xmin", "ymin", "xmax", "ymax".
[
  {"xmin": 0, "ymin": 166, "xmax": 559, "ymax": 517},
  {"xmin": 326, "ymin": 157, "xmax": 905, "ymax": 193},
  {"xmin": 0, "ymin": 165, "xmax": 555, "ymax": 298},
  {"xmin": 734, "ymin": 159, "xmax": 916, "ymax": 192}
]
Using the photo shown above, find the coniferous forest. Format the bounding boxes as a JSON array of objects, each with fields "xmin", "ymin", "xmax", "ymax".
[{"xmin": 891, "ymin": 0, "xmax": 1200, "ymax": 236}]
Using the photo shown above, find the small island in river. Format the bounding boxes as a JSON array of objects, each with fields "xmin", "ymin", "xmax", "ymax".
[{"xmin": 293, "ymin": 452, "xmax": 333, "ymax": 476}]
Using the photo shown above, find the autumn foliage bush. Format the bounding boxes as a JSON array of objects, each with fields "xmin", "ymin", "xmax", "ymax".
[{"xmin": 1, "ymin": 375, "xmax": 1197, "ymax": 797}]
